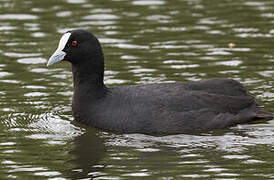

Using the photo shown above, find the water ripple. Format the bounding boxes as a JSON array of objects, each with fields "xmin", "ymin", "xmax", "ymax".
[
  {"xmin": 215, "ymin": 60, "xmax": 242, "ymax": 67},
  {"xmin": 132, "ymin": 0, "xmax": 165, "ymax": 6},
  {"xmin": 0, "ymin": 14, "xmax": 38, "ymax": 20},
  {"xmin": 83, "ymin": 14, "xmax": 119, "ymax": 20},
  {"xmin": 17, "ymin": 57, "xmax": 46, "ymax": 64},
  {"xmin": 4, "ymin": 52, "xmax": 42, "ymax": 58}
]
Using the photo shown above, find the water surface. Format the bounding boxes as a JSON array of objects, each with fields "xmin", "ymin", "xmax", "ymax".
[{"xmin": 0, "ymin": 0, "xmax": 274, "ymax": 179}]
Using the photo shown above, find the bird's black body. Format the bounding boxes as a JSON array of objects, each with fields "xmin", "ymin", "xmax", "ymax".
[{"xmin": 48, "ymin": 29, "xmax": 273, "ymax": 135}]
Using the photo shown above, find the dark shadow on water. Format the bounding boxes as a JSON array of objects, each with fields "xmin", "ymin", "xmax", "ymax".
[{"xmin": 65, "ymin": 127, "xmax": 106, "ymax": 179}]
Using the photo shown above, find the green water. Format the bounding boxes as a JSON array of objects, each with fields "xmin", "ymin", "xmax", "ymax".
[{"xmin": 0, "ymin": 0, "xmax": 274, "ymax": 179}]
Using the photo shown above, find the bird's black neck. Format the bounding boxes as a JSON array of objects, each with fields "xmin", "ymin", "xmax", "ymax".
[{"xmin": 71, "ymin": 57, "xmax": 107, "ymax": 103}]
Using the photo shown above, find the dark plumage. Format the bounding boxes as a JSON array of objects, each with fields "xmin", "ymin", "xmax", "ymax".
[{"xmin": 47, "ymin": 29, "xmax": 273, "ymax": 134}]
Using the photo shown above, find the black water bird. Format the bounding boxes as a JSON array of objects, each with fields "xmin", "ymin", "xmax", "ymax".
[{"xmin": 47, "ymin": 29, "xmax": 273, "ymax": 134}]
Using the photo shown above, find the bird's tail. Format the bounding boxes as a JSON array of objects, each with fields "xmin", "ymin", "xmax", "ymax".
[{"xmin": 255, "ymin": 108, "xmax": 274, "ymax": 119}]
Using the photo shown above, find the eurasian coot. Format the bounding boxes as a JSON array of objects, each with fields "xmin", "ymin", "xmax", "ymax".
[{"xmin": 47, "ymin": 29, "xmax": 273, "ymax": 134}]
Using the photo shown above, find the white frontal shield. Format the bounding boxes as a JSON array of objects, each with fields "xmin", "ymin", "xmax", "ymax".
[{"xmin": 47, "ymin": 32, "xmax": 71, "ymax": 66}]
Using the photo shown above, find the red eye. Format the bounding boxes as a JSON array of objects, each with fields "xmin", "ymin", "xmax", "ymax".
[{"xmin": 71, "ymin": 40, "xmax": 78, "ymax": 46}]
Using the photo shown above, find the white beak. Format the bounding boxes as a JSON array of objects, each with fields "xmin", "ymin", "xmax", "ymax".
[
  {"xmin": 47, "ymin": 50, "xmax": 66, "ymax": 66},
  {"xmin": 47, "ymin": 32, "xmax": 71, "ymax": 66}
]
